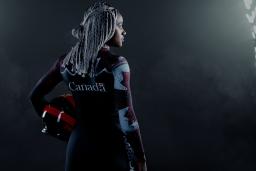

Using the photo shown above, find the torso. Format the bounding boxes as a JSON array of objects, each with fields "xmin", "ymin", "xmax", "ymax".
[{"xmin": 60, "ymin": 49, "xmax": 123, "ymax": 133}]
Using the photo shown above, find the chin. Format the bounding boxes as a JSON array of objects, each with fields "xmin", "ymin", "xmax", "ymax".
[
  {"xmin": 118, "ymin": 42, "xmax": 123, "ymax": 47},
  {"xmin": 114, "ymin": 40, "xmax": 123, "ymax": 47}
]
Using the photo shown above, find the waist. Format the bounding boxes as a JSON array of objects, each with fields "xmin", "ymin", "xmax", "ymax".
[{"xmin": 72, "ymin": 121, "xmax": 123, "ymax": 140}]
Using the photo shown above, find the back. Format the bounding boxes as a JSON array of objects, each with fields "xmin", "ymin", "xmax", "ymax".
[{"xmin": 60, "ymin": 49, "xmax": 127, "ymax": 132}]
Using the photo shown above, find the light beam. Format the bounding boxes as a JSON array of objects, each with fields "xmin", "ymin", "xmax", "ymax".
[{"xmin": 244, "ymin": 0, "xmax": 256, "ymax": 60}]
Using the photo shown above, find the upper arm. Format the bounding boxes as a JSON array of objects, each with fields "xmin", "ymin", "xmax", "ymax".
[
  {"xmin": 112, "ymin": 57, "xmax": 133, "ymax": 108},
  {"xmin": 30, "ymin": 57, "xmax": 63, "ymax": 100},
  {"xmin": 112, "ymin": 58, "xmax": 130, "ymax": 91}
]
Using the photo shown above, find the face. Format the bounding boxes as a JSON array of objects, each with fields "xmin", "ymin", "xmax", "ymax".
[{"xmin": 106, "ymin": 14, "xmax": 126, "ymax": 47}]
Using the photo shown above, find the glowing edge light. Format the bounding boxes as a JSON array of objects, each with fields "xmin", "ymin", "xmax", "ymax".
[{"xmin": 244, "ymin": 0, "xmax": 256, "ymax": 60}]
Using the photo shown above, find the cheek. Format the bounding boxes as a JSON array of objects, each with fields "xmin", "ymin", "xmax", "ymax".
[
  {"xmin": 115, "ymin": 30, "xmax": 122, "ymax": 40},
  {"xmin": 112, "ymin": 33, "xmax": 120, "ymax": 43},
  {"xmin": 106, "ymin": 29, "xmax": 122, "ymax": 47},
  {"xmin": 112, "ymin": 30, "xmax": 119, "ymax": 40}
]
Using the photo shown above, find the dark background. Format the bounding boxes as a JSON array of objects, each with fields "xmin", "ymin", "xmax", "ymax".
[{"xmin": 1, "ymin": 0, "xmax": 256, "ymax": 170}]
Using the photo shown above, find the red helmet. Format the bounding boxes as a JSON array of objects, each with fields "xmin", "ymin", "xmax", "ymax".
[{"xmin": 41, "ymin": 93, "xmax": 77, "ymax": 142}]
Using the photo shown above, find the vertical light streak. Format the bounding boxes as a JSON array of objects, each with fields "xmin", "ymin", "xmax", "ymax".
[
  {"xmin": 244, "ymin": 0, "xmax": 253, "ymax": 10},
  {"xmin": 244, "ymin": 0, "xmax": 256, "ymax": 60}
]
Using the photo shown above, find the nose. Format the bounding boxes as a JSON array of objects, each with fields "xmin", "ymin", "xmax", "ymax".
[{"xmin": 122, "ymin": 30, "xmax": 126, "ymax": 36}]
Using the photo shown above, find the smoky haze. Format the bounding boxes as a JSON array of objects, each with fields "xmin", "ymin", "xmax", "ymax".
[{"xmin": 1, "ymin": 0, "xmax": 256, "ymax": 170}]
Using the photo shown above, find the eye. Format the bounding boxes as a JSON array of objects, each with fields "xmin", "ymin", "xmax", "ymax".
[{"xmin": 117, "ymin": 23, "xmax": 123, "ymax": 29}]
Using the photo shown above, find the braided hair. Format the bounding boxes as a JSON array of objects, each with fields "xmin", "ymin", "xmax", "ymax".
[{"xmin": 62, "ymin": 2, "xmax": 119, "ymax": 78}]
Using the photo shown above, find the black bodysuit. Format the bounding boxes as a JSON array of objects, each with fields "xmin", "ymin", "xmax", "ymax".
[{"xmin": 30, "ymin": 48, "xmax": 146, "ymax": 171}]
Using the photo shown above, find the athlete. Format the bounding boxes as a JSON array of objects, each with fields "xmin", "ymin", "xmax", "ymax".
[{"xmin": 29, "ymin": 2, "xmax": 147, "ymax": 171}]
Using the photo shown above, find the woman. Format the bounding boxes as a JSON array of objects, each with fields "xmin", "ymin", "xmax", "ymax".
[{"xmin": 30, "ymin": 2, "xmax": 147, "ymax": 171}]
